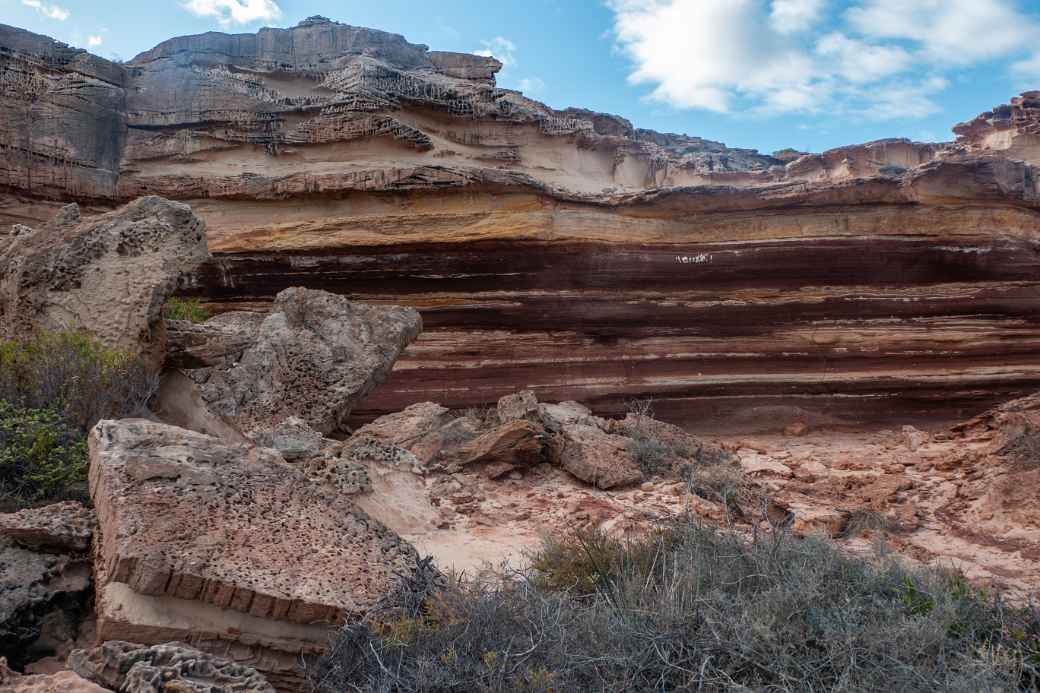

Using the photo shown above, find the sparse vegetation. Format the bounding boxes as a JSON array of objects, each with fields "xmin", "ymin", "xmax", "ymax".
[
  {"xmin": 163, "ymin": 296, "xmax": 211, "ymax": 323},
  {"xmin": 0, "ymin": 331, "xmax": 156, "ymax": 509},
  {"xmin": 842, "ymin": 507, "xmax": 902, "ymax": 538},
  {"xmin": 312, "ymin": 520, "xmax": 1040, "ymax": 692}
]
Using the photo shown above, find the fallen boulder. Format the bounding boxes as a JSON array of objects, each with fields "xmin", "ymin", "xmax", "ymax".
[
  {"xmin": 88, "ymin": 418, "xmax": 421, "ymax": 688},
  {"xmin": 0, "ymin": 197, "xmax": 209, "ymax": 362},
  {"xmin": 454, "ymin": 419, "xmax": 546, "ymax": 478},
  {"xmin": 178, "ymin": 287, "xmax": 421, "ymax": 435},
  {"xmin": 549, "ymin": 424, "xmax": 643, "ymax": 489}
]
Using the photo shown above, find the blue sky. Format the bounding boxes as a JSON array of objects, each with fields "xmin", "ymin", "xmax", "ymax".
[{"xmin": 3, "ymin": 0, "xmax": 1039, "ymax": 154}]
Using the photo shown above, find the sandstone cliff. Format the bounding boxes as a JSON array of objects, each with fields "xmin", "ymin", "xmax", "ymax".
[{"xmin": 1, "ymin": 17, "xmax": 1039, "ymax": 428}]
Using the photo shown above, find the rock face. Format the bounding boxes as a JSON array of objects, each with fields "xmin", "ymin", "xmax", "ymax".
[
  {"xmin": 0, "ymin": 503, "xmax": 94, "ymax": 670},
  {"xmin": 69, "ymin": 640, "xmax": 274, "ymax": 693},
  {"xmin": 87, "ymin": 418, "xmax": 420, "ymax": 688},
  {"xmin": 0, "ymin": 196, "xmax": 209, "ymax": 359},
  {"xmin": 1, "ymin": 18, "xmax": 1039, "ymax": 427},
  {"xmin": 172, "ymin": 287, "xmax": 421, "ymax": 435},
  {"xmin": 954, "ymin": 91, "xmax": 1040, "ymax": 164}
]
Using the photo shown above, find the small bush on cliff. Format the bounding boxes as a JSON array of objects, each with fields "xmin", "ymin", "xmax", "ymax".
[
  {"xmin": 163, "ymin": 296, "xmax": 211, "ymax": 323},
  {"xmin": 0, "ymin": 331, "xmax": 156, "ymax": 509},
  {"xmin": 312, "ymin": 521, "xmax": 1039, "ymax": 692},
  {"xmin": 0, "ymin": 403, "xmax": 88, "ymax": 508}
]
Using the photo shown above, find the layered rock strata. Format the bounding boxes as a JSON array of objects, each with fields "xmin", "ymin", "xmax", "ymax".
[
  {"xmin": 1, "ymin": 18, "xmax": 1039, "ymax": 428},
  {"xmin": 87, "ymin": 418, "xmax": 420, "ymax": 689}
]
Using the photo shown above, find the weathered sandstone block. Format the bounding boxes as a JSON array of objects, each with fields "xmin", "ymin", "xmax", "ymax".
[
  {"xmin": 0, "ymin": 196, "xmax": 209, "ymax": 359},
  {"xmin": 88, "ymin": 418, "xmax": 419, "ymax": 625},
  {"xmin": 184, "ymin": 288, "xmax": 421, "ymax": 435}
]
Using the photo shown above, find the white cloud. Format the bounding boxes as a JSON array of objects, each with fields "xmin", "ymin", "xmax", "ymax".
[
  {"xmin": 1012, "ymin": 53, "xmax": 1040, "ymax": 77},
  {"xmin": 21, "ymin": 0, "xmax": 69, "ymax": 21},
  {"xmin": 182, "ymin": 0, "xmax": 281, "ymax": 25},
  {"xmin": 87, "ymin": 35, "xmax": 103, "ymax": 47},
  {"xmin": 846, "ymin": 0, "xmax": 1039, "ymax": 64},
  {"xmin": 816, "ymin": 32, "xmax": 911, "ymax": 83},
  {"xmin": 607, "ymin": 0, "xmax": 1040, "ymax": 121},
  {"xmin": 770, "ymin": 0, "xmax": 825, "ymax": 34},
  {"xmin": 609, "ymin": 0, "xmax": 816, "ymax": 112},
  {"xmin": 518, "ymin": 77, "xmax": 546, "ymax": 94},
  {"xmin": 475, "ymin": 37, "xmax": 517, "ymax": 68}
]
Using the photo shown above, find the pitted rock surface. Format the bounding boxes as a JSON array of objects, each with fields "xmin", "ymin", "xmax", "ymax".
[
  {"xmin": 69, "ymin": 640, "xmax": 274, "ymax": 693},
  {"xmin": 246, "ymin": 416, "xmax": 324, "ymax": 461},
  {"xmin": 188, "ymin": 287, "xmax": 420, "ymax": 435},
  {"xmin": 0, "ymin": 502, "xmax": 95, "ymax": 553},
  {"xmin": 88, "ymin": 418, "xmax": 420, "ymax": 625},
  {"xmin": 0, "ymin": 196, "xmax": 209, "ymax": 357}
]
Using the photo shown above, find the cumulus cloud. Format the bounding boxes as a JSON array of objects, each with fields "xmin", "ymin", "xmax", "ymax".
[
  {"xmin": 845, "ymin": 0, "xmax": 1038, "ymax": 64},
  {"xmin": 769, "ymin": 0, "xmax": 825, "ymax": 33},
  {"xmin": 21, "ymin": 0, "xmax": 69, "ymax": 21},
  {"xmin": 607, "ymin": 0, "xmax": 1040, "ymax": 120},
  {"xmin": 87, "ymin": 35, "xmax": 103, "ymax": 47},
  {"xmin": 182, "ymin": 0, "xmax": 281, "ymax": 25},
  {"xmin": 475, "ymin": 37, "xmax": 518, "ymax": 68}
]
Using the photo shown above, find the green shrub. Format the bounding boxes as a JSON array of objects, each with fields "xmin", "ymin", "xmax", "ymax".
[
  {"xmin": 0, "ymin": 331, "xmax": 155, "ymax": 509},
  {"xmin": 163, "ymin": 296, "xmax": 211, "ymax": 323},
  {"xmin": 0, "ymin": 402, "xmax": 87, "ymax": 508},
  {"xmin": 312, "ymin": 521, "xmax": 1040, "ymax": 692}
]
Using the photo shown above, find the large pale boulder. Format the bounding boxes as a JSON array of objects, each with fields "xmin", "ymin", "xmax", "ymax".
[
  {"xmin": 179, "ymin": 288, "xmax": 421, "ymax": 435},
  {"xmin": 69, "ymin": 641, "xmax": 274, "ymax": 693},
  {"xmin": 87, "ymin": 418, "xmax": 421, "ymax": 689},
  {"xmin": 0, "ymin": 197, "xmax": 209, "ymax": 359}
]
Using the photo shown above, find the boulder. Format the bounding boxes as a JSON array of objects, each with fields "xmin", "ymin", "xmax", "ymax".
[
  {"xmin": 454, "ymin": 420, "xmax": 546, "ymax": 477},
  {"xmin": 497, "ymin": 390, "xmax": 538, "ymax": 423},
  {"xmin": 0, "ymin": 197, "xmax": 209, "ymax": 362},
  {"xmin": 346, "ymin": 402, "xmax": 460, "ymax": 469},
  {"xmin": 537, "ymin": 400, "xmax": 599, "ymax": 432},
  {"xmin": 0, "ymin": 502, "xmax": 95, "ymax": 553},
  {"xmin": 69, "ymin": 641, "xmax": 274, "ymax": 693},
  {"xmin": 88, "ymin": 418, "xmax": 421, "ymax": 688},
  {"xmin": 549, "ymin": 424, "xmax": 643, "ymax": 489},
  {"xmin": 186, "ymin": 288, "xmax": 421, "ymax": 435}
]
